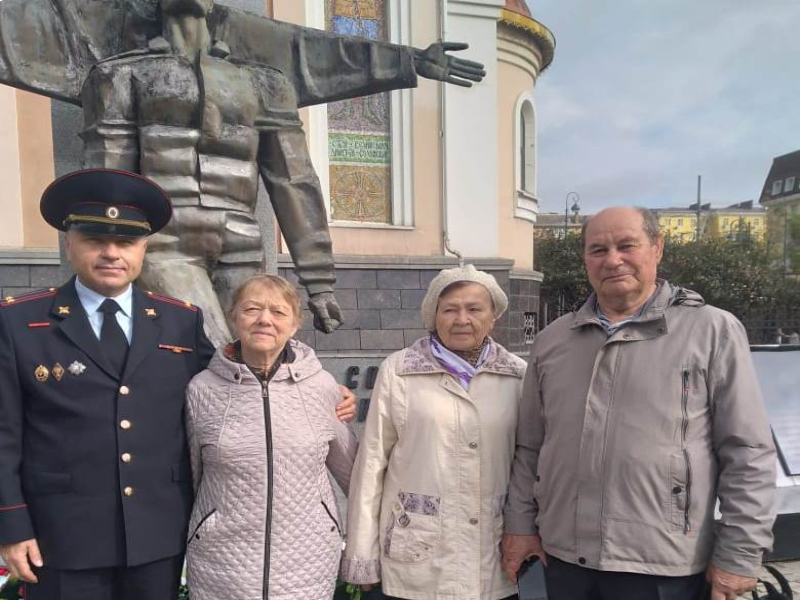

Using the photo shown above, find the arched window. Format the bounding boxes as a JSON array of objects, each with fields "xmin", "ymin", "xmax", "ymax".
[{"xmin": 514, "ymin": 91, "xmax": 537, "ymax": 222}]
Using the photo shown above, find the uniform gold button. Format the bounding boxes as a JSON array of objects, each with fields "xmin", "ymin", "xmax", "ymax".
[
  {"xmin": 469, "ymin": 517, "xmax": 479, "ymax": 525},
  {"xmin": 121, "ymin": 453, "xmax": 132, "ymax": 463},
  {"xmin": 124, "ymin": 486, "xmax": 134, "ymax": 497},
  {"xmin": 120, "ymin": 420, "xmax": 131, "ymax": 430},
  {"xmin": 469, "ymin": 442, "xmax": 478, "ymax": 449},
  {"xmin": 119, "ymin": 386, "xmax": 130, "ymax": 395}
]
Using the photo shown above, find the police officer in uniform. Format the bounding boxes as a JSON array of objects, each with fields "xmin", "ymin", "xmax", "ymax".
[{"xmin": 0, "ymin": 169, "xmax": 355, "ymax": 599}]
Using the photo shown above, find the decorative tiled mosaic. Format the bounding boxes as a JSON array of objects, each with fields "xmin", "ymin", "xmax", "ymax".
[
  {"xmin": 329, "ymin": 164, "xmax": 391, "ymax": 223},
  {"xmin": 326, "ymin": 0, "xmax": 393, "ymax": 223}
]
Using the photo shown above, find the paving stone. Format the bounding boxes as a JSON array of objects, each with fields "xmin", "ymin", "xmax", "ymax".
[
  {"xmin": 336, "ymin": 269, "xmax": 377, "ymax": 290},
  {"xmin": 377, "ymin": 269, "xmax": 420, "ymax": 290},
  {"xmin": 314, "ymin": 329, "xmax": 361, "ymax": 351},
  {"xmin": 0, "ymin": 265, "xmax": 30, "ymax": 287},
  {"xmin": 740, "ymin": 561, "xmax": 800, "ymax": 597},
  {"xmin": 381, "ymin": 309, "xmax": 424, "ymax": 330},
  {"xmin": 358, "ymin": 289, "xmax": 401, "ymax": 309},
  {"xmin": 401, "ymin": 289, "xmax": 426, "ymax": 309},
  {"xmin": 361, "ymin": 329, "xmax": 404, "ymax": 350}
]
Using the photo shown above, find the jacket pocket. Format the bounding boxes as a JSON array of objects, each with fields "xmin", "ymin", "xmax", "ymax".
[
  {"xmin": 21, "ymin": 469, "xmax": 72, "ymax": 496},
  {"xmin": 187, "ymin": 508, "xmax": 217, "ymax": 545},
  {"xmin": 383, "ymin": 491, "xmax": 441, "ymax": 563},
  {"xmin": 321, "ymin": 499, "xmax": 342, "ymax": 537},
  {"xmin": 669, "ymin": 452, "xmax": 690, "ymax": 533}
]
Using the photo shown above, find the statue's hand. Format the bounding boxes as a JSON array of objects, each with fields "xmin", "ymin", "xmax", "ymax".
[
  {"xmin": 308, "ymin": 291, "xmax": 344, "ymax": 334},
  {"xmin": 413, "ymin": 42, "xmax": 486, "ymax": 87}
]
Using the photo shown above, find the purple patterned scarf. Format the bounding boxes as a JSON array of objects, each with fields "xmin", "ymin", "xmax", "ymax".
[{"xmin": 430, "ymin": 335, "xmax": 491, "ymax": 389}]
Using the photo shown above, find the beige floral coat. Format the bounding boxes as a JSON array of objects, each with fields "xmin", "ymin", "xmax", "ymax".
[{"xmin": 342, "ymin": 336, "xmax": 526, "ymax": 600}]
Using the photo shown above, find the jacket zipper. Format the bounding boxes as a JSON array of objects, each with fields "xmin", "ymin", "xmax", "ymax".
[
  {"xmin": 186, "ymin": 508, "xmax": 216, "ymax": 545},
  {"xmin": 321, "ymin": 500, "xmax": 342, "ymax": 537},
  {"xmin": 262, "ymin": 380, "xmax": 274, "ymax": 600},
  {"xmin": 681, "ymin": 368, "xmax": 692, "ymax": 534}
]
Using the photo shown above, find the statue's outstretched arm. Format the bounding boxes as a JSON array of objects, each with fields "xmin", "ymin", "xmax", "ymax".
[
  {"xmin": 412, "ymin": 42, "xmax": 486, "ymax": 88},
  {"xmin": 213, "ymin": 7, "xmax": 484, "ymax": 107},
  {"xmin": 0, "ymin": 0, "xmax": 141, "ymax": 104},
  {"xmin": 256, "ymin": 122, "xmax": 343, "ymax": 334}
]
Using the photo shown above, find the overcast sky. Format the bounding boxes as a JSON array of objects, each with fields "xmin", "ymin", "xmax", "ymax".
[{"xmin": 525, "ymin": 0, "xmax": 800, "ymax": 215}]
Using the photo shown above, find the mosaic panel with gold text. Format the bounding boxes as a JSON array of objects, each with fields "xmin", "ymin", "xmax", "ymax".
[{"xmin": 326, "ymin": 0, "xmax": 392, "ymax": 223}]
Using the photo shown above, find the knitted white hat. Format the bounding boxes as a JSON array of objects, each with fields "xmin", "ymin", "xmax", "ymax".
[{"xmin": 421, "ymin": 264, "xmax": 508, "ymax": 330}]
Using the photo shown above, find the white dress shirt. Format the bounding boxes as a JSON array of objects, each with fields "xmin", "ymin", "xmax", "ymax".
[{"xmin": 74, "ymin": 277, "xmax": 134, "ymax": 343}]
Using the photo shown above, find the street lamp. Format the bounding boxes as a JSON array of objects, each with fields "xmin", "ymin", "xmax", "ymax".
[{"xmin": 565, "ymin": 191, "xmax": 580, "ymax": 237}]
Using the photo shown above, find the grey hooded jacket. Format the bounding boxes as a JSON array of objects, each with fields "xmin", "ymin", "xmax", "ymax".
[
  {"xmin": 505, "ymin": 281, "xmax": 776, "ymax": 577},
  {"xmin": 184, "ymin": 340, "xmax": 357, "ymax": 600}
]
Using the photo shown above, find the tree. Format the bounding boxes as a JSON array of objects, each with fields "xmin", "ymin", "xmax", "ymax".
[
  {"xmin": 534, "ymin": 233, "xmax": 591, "ymax": 317},
  {"xmin": 535, "ymin": 233, "xmax": 800, "ymax": 343}
]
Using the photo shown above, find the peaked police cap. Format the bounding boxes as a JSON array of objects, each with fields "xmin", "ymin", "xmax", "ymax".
[{"xmin": 40, "ymin": 169, "xmax": 172, "ymax": 237}]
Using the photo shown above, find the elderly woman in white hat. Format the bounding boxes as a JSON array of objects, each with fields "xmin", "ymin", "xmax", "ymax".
[{"xmin": 342, "ymin": 265, "xmax": 527, "ymax": 600}]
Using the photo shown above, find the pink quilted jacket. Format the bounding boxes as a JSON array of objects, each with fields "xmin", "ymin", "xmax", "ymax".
[{"xmin": 184, "ymin": 340, "xmax": 357, "ymax": 600}]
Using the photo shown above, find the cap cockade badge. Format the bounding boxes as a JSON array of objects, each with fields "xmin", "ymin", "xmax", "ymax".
[{"xmin": 105, "ymin": 206, "xmax": 120, "ymax": 219}]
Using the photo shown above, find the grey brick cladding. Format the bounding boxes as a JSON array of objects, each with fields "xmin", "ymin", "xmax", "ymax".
[
  {"xmin": 0, "ymin": 252, "xmax": 539, "ymax": 357},
  {"xmin": 277, "ymin": 255, "xmax": 541, "ymax": 356}
]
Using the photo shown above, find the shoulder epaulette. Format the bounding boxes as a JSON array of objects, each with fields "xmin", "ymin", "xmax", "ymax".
[
  {"xmin": 1, "ymin": 288, "xmax": 57, "ymax": 308},
  {"xmin": 146, "ymin": 291, "xmax": 198, "ymax": 312}
]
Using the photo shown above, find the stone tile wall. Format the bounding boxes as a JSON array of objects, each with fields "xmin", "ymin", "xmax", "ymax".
[
  {"xmin": 0, "ymin": 251, "xmax": 64, "ymax": 300},
  {"xmin": 277, "ymin": 258, "xmax": 541, "ymax": 355},
  {"xmin": 0, "ymin": 254, "xmax": 541, "ymax": 358}
]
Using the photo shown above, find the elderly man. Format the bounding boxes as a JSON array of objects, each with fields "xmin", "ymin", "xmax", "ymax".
[
  {"xmin": 0, "ymin": 169, "xmax": 356, "ymax": 600},
  {"xmin": 502, "ymin": 207, "xmax": 776, "ymax": 600}
]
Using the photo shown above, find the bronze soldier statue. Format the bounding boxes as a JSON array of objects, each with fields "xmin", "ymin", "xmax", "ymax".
[{"xmin": 0, "ymin": 0, "xmax": 485, "ymax": 344}]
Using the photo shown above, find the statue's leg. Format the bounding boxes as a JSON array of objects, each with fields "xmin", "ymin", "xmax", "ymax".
[
  {"xmin": 213, "ymin": 209, "xmax": 266, "ymax": 315},
  {"xmin": 139, "ymin": 206, "xmax": 233, "ymax": 346}
]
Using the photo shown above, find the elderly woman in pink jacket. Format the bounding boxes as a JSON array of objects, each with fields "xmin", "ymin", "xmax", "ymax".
[{"xmin": 184, "ymin": 274, "xmax": 358, "ymax": 600}]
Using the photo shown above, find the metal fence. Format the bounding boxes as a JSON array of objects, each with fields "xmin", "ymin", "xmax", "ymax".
[{"xmin": 540, "ymin": 300, "xmax": 800, "ymax": 347}]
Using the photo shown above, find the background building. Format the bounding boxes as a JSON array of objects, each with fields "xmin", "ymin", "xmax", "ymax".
[
  {"xmin": 653, "ymin": 206, "xmax": 706, "ymax": 242},
  {"xmin": 533, "ymin": 211, "xmax": 587, "ymax": 238},
  {"xmin": 707, "ymin": 201, "xmax": 766, "ymax": 243},
  {"xmin": 654, "ymin": 201, "xmax": 766, "ymax": 243},
  {"xmin": 761, "ymin": 150, "xmax": 800, "ymax": 274},
  {"xmin": 0, "ymin": 0, "xmax": 555, "ymax": 389}
]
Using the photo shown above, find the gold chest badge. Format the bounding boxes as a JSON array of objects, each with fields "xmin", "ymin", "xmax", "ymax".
[
  {"xmin": 34, "ymin": 365, "xmax": 49, "ymax": 382},
  {"xmin": 52, "ymin": 363, "xmax": 65, "ymax": 382}
]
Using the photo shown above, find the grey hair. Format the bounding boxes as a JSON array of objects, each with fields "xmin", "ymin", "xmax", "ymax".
[{"xmin": 580, "ymin": 207, "xmax": 661, "ymax": 249}]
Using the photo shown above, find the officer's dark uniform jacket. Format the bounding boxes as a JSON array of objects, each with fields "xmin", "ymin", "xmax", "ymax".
[{"xmin": 0, "ymin": 278, "xmax": 215, "ymax": 569}]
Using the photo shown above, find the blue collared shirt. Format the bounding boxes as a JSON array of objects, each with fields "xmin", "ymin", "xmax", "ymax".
[{"xmin": 74, "ymin": 277, "xmax": 133, "ymax": 343}]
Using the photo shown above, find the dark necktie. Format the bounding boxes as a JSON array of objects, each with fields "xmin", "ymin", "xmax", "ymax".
[{"xmin": 99, "ymin": 299, "xmax": 129, "ymax": 376}]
